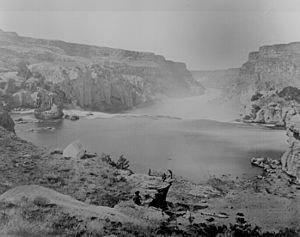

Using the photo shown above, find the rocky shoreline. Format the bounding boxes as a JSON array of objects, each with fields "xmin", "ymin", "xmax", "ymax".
[{"xmin": 0, "ymin": 112, "xmax": 299, "ymax": 236}]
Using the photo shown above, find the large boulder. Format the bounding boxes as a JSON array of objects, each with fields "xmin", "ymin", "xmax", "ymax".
[
  {"xmin": 63, "ymin": 140, "xmax": 86, "ymax": 159},
  {"xmin": 0, "ymin": 110, "xmax": 15, "ymax": 133},
  {"xmin": 281, "ymin": 115, "xmax": 300, "ymax": 182}
]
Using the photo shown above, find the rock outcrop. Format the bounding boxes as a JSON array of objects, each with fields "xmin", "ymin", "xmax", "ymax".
[
  {"xmin": 0, "ymin": 29, "xmax": 203, "ymax": 114},
  {"xmin": 33, "ymin": 88, "xmax": 64, "ymax": 119},
  {"xmin": 0, "ymin": 109, "xmax": 15, "ymax": 133},
  {"xmin": 241, "ymin": 88, "xmax": 300, "ymax": 126},
  {"xmin": 281, "ymin": 115, "xmax": 300, "ymax": 182}
]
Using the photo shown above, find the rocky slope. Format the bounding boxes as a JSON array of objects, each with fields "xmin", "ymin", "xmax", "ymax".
[
  {"xmin": 0, "ymin": 29, "xmax": 203, "ymax": 117},
  {"xmin": 228, "ymin": 42, "xmax": 300, "ymax": 125}
]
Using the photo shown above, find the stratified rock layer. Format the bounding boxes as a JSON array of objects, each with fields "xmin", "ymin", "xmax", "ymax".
[
  {"xmin": 281, "ymin": 115, "xmax": 300, "ymax": 182},
  {"xmin": 0, "ymin": 29, "xmax": 203, "ymax": 114}
]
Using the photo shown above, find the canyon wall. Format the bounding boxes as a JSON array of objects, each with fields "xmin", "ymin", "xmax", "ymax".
[
  {"xmin": 0, "ymin": 29, "xmax": 203, "ymax": 116},
  {"xmin": 228, "ymin": 42, "xmax": 300, "ymax": 125}
]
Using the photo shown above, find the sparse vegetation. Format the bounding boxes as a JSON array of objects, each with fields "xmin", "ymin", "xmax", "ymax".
[
  {"xmin": 278, "ymin": 86, "xmax": 300, "ymax": 102},
  {"xmin": 101, "ymin": 153, "xmax": 131, "ymax": 171},
  {"xmin": 116, "ymin": 154, "xmax": 130, "ymax": 170}
]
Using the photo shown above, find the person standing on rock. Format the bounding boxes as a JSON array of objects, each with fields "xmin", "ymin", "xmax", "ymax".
[{"xmin": 167, "ymin": 169, "xmax": 173, "ymax": 179}]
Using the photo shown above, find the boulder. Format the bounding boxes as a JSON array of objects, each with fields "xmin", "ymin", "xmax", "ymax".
[
  {"xmin": 0, "ymin": 110, "xmax": 15, "ymax": 133},
  {"xmin": 64, "ymin": 114, "xmax": 79, "ymax": 121},
  {"xmin": 63, "ymin": 140, "xmax": 86, "ymax": 159}
]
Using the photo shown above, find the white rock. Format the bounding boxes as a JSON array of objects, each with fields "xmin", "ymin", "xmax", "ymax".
[{"xmin": 63, "ymin": 140, "xmax": 86, "ymax": 159}]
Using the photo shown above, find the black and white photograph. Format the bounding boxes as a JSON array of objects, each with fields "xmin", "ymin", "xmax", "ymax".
[{"xmin": 0, "ymin": 0, "xmax": 299, "ymax": 236}]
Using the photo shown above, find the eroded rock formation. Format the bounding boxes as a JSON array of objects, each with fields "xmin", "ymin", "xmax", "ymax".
[
  {"xmin": 281, "ymin": 115, "xmax": 300, "ymax": 182},
  {"xmin": 242, "ymin": 88, "xmax": 300, "ymax": 126}
]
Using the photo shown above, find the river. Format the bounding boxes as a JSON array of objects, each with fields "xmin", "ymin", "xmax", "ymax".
[{"xmin": 13, "ymin": 89, "xmax": 287, "ymax": 182}]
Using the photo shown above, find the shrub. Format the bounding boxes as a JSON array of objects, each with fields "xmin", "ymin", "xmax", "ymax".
[
  {"xmin": 116, "ymin": 154, "xmax": 130, "ymax": 170},
  {"xmin": 101, "ymin": 153, "xmax": 116, "ymax": 167},
  {"xmin": 251, "ymin": 92, "xmax": 263, "ymax": 101},
  {"xmin": 278, "ymin": 86, "xmax": 300, "ymax": 102},
  {"xmin": 101, "ymin": 153, "xmax": 130, "ymax": 170}
]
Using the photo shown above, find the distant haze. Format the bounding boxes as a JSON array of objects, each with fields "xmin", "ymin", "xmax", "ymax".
[{"xmin": 1, "ymin": 0, "xmax": 300, "ymax": 70}]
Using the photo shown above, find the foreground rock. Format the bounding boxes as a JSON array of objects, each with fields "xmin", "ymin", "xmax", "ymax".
[
  {"xmin": 0, "ymin": 185, "xmax": 138, "ymax": 236},
  {"xmin": 282, "ymin": 115, "xmax": 300, "ymax": 182},
  {"xmin": 0, "ymin": 109, "xmax": 15, "ymax": 133}
]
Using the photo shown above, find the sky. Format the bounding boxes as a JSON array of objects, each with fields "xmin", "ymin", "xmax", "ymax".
[{"xmin": 1, "ymin": 0, "xmax": 300, "ymax": 70}]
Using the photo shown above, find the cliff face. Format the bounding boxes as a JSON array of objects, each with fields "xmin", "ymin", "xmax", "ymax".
[
  {"xmin": 0, "ymin": 29, "xmax": 203, "ymax": 114},
  {"xmin": 229, "ymin": 42, "xmax": 300, "ymax": 124},
  {"xmin": 282, "ymin": 115, "xmax": 300, "ymax": 182}
]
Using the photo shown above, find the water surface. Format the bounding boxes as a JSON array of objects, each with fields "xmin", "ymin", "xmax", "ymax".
[{"xmin": 14, "ymin": 114, "xmax": 286, "ymax": 182}]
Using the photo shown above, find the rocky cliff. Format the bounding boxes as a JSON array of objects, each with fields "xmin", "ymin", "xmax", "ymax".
[
  {"xmin": 0, "ymin": 29, "xmax": 203, "ymax": 115},
  {"xmin": 227, "ymin": 42, "xmax": 300, "ymax": 125},
  {"xmin": 282, "ymin": 115, "xmax": 300, "ymax": 182}
]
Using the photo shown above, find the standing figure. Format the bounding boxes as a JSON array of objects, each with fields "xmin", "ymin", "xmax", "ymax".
[
  {"xmin": 167, "ymin": 169, "xmax": 173, "ymax": 179},
  {"xmin": 133, "ymin": 191, "xmax": 142, "ymax": 206}
]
